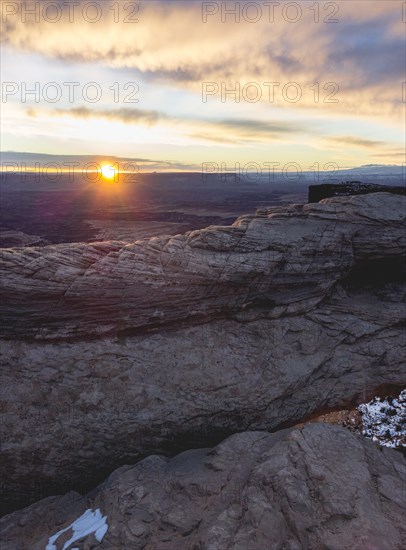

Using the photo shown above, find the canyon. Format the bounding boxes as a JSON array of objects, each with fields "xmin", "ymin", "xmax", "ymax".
[{"xmin": 0, "ymin": 192, "xmax": 405, "ymax": 547}]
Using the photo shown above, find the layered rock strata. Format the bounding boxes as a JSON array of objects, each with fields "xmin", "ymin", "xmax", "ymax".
[
  {"xmin": 1, "ymin": 193, "xmax": 405, "ymax": 513},
  {"xmin": 1, "ymin": 193, "xmax": 404, "ymax": 341}
]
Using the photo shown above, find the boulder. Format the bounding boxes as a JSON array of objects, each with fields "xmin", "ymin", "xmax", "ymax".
[{"xmin": 1, "ymin": 424, "xmax": 405, "ymax": 549}]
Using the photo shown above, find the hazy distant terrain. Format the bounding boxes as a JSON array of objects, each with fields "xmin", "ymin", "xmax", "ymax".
[
  {"xmin": 1, "ymin": 168, "xmax": 403, "ymax": 247},
  {"xmin": 0, "ymin": 172, "xmax": 308, "ymax": 246}
]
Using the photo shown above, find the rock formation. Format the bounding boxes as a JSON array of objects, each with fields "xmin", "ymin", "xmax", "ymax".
[
  {"xmin": 1, "ymin": 192, "xmax": 404, "ymax": 341},
  {"xmin": 1, "ymin": 193, "xmax": 405, "ymax": 514},
  {"xmin": 308, "ymin": 182, "xmax": 406, "ymax": 203},
  {"xmin": 1, "ymin": 424, "xmax": 405, "ymax": 549}
]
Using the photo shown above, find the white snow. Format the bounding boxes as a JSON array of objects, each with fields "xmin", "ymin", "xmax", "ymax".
[
  {"xmin": 358, "ymin": 390, "xmax": 405, "ymax": 448},
  {"xmin": 45, "ymin": 508, "xmax": 108, "ymax": 550}
]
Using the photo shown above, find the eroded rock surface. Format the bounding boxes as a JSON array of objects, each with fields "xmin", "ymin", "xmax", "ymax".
[
  {"xmin": 1, "ymin": 193, "xmax": 405, "ymax": 512},
  {"xmin": 1, "ymin": 192, "xmax": 404, "ymax": 340},
  {"xmin": 1, "ymin": 424, "xmax": 405, "ymax": 550}
]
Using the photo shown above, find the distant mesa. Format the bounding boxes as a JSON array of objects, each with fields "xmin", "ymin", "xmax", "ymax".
[{"xmin": 308, "ymin": 182, "xmax": 406, "ymax": 203}]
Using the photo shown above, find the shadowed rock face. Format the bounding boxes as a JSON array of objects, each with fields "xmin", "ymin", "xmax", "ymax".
[
  {"xmin": 1, "ymin": 424, "xmax": 405, "ymax": 550},
  {"xmin": 1, "ymin": 193, "xmax": 405, "ymax": 513},
  {"xmin": 308, "ymin": 182, "xmax": 406, "ymax": 203}
]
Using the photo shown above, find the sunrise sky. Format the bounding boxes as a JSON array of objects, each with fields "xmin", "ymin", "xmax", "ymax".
[{"xmin": 1, "ymin": 0, "xmax": 405, "ymax": 171}]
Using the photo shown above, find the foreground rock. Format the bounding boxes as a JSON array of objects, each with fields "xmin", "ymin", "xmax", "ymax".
[
  {"xmin": 1, "ymin": 424, "xmax": 405, "ymax": 549},
  {"xmin": 1, "ymin": 193, "xmax": 405, "ymax": 512}
]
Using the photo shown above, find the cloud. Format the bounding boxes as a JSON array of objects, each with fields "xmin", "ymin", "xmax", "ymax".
[
  {"xmin": 0, "ymin": 150, "xmax": 201, "ymax": 172},
  {"xmin": 216, "ymin": 119, "xmax": 300, "ymax": 135},
  {"xmin": 370, "ymin": 150, "xmax": 406, "ymax": 159},
  {"xmin": 191, "ymin": 118, "xmax": 304, "ymax": 144},
  {"xmin": 325, "ymin": 137, "xmax": 406, "ymax": 166},
  {"xmin": 27, "ymin": 106, "xmax": 307, "ymax": 144},
  {"xmin": 327, "ymin": 136, "xmax": 386, "ymax": 149},
  {"xmin": 52, "ymin": 106, "xmax": 166, "ymax": 126},
  {"xmin": 1, "ymin": 1, "xmax": 404, "ymax": 118}
]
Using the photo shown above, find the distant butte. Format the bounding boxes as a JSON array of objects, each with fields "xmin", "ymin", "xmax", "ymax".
[{"xmin": 308, "ymin": 181, "xmax": 406, "ymax": 203}]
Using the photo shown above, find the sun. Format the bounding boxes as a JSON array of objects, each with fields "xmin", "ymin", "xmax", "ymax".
[{"xmin": 100, "ymin": 163, "xmax": 117, "ymax": 180}]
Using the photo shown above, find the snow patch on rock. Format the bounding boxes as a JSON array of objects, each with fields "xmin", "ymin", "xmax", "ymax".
[
  {"xmin": 358, "ymin": 390, "xmax": 405, "ymax": 448},
  {"xmin": 45, "ymin": 508, "xmax": 108, "ymax": 550}
]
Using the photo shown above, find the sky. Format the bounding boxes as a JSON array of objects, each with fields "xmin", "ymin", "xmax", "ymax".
[{"xmin": 1, "ymin": 0, "xmax": 405, "ymax": 172}]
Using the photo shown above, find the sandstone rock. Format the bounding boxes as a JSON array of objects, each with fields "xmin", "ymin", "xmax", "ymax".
[
  {"xmin": 0, "ymin": 192, "xmax": 404, "ymax": 341},
  {"xmin": 1, "ymin": 424, "xmax": 405, "ymax": 549},
  {"xmin": 1, "ymin": 193, "xmax": 405, "ymax": 513}
]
